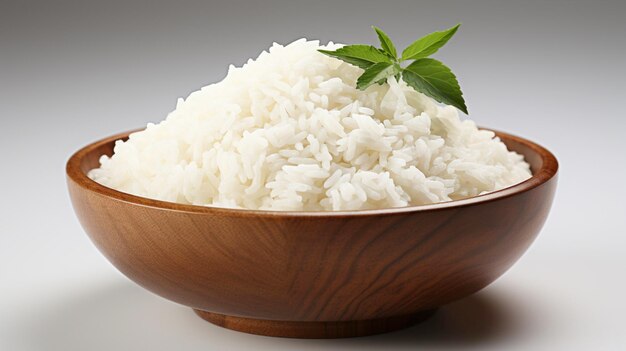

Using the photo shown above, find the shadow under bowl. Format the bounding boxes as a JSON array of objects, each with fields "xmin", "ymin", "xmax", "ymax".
[{"xmin": 66, "ymin": 128, "xmax": 558, "ymax": 338}]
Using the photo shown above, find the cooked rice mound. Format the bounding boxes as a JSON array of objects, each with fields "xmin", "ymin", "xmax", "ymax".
[{"xmin": 89, "ymin": 39, "xmax": 531, "ymax": 211}]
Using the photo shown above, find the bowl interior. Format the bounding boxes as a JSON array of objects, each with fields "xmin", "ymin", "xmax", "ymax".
[{"xmin": 79, "ymin": 136, "xmax": 117, "ymax": 174}]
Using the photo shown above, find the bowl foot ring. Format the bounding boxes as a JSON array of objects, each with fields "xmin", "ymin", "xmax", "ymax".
[{"xmin": 193, "ymin": 309, "xmax": 437, "ymax": 338}]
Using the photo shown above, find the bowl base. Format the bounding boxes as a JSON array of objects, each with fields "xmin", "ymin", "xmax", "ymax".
[{"xmin": 193, "ymin": 309, "xmax": 437, "ymax": 338}]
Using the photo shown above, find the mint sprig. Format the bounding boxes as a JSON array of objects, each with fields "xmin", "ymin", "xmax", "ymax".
[
  {"xmin": 317, "ymin": 45, "xmax": 391, "ymax": 69},
  {"xmin": 319, "ymin": 24, "xmax": 468, "ymax": 114}
]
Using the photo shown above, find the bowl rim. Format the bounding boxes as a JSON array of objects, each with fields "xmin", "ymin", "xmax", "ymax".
[{"xmin": 67, "ymin": 128, "xmax": 558, "ymax": 218}]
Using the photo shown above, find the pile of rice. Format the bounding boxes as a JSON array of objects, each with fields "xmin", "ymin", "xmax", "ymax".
[{"xmin": 89, "ymin": 39, "xmax": 531, "ymax": 211}]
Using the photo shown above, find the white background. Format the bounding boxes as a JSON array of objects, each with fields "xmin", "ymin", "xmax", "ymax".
[{"xmin": 2, "ymin": 1, "xmax": 625, "ymax": 350}]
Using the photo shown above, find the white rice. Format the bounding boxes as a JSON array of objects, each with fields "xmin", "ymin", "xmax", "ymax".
[{"xmin": 88, "ymin": 39, "xmax": 531, "ymax": 211}]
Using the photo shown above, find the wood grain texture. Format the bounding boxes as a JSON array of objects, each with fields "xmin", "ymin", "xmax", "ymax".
[
  {"xmin": 194, "ymin": 309, "xmax": 437, "ymax": 338},
  {"xmin": 66, "ymin": 129, "xmax": 558, "ymax": 338}
]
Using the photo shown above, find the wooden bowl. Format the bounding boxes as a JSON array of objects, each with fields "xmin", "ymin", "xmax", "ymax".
[{"xmin": 66, "ymin": 129, "xmax": 558, "ymax": 338}]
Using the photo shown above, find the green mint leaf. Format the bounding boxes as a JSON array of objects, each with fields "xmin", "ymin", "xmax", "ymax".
[
  {"xmin": 356, "ymin": 62, "xmax": 400, "ymax": 90},
  {"xmin": 401, "ymin": 24, "xmax": 460, "ymax": 61},
  {"xmin": 372, "ymin": 26, "xmax": 397, "ymax": 59},
  {"xmin": 319, "ymin": 24, "xmax": 469, "ymax": 113},
  {"xmin": 318, "ymin": 45, "xmax": 392, "ymax": 69},
  {"xmin": 402, "ymin": 58, "xmax": 468, "ymax": 114}
]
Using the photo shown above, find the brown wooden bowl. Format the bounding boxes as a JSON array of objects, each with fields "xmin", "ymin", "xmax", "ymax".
[{"xmin": 66, "ymin": 128, "xmax": 558, "ymax": 339}]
